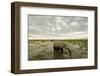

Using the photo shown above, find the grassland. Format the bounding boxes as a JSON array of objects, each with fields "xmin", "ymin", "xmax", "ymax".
[{"xmin": 28, "ymin": 39, "xmax": 88, "ymax": 61}]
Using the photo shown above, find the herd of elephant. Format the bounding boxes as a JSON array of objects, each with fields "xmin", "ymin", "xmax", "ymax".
[{"xmin": 53, "ymin": 41, "xmax": 72, "ymax": 59}]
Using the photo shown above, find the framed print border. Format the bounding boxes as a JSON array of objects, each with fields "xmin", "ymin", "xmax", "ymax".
[{"xmin": 11, "ymin": 2, "xmax": 98, "ymax": 74}]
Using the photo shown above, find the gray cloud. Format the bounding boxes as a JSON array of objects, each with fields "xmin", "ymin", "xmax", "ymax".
[{"xmin": 28, "ymin": 15, "xmax": 88, "ymax": 39}]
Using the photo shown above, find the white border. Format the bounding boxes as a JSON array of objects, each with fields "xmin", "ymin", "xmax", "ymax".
[{"xmin": 20, "ymin": 6, "xmax": 95, "ymax": 70}]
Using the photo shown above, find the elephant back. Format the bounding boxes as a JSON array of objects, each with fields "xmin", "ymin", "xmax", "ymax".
[{"xmin": 53, "ymin": 41, "xmax": 65, "ymax": 48}]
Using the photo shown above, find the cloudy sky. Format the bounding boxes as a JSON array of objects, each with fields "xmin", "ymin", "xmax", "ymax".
[{"xmin": 28, "ymin": 15, "xmax": 88, "ymax": 39}]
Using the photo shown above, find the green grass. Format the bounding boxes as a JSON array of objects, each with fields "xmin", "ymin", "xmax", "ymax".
[{"xmin": 28, "ymin": 39, "xmax": 88, "ymax": 61}]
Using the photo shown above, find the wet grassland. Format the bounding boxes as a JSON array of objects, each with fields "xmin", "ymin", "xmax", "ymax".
[{"xmin": 28, "ymin": 40, "xmax": 88, "ymax": 61}]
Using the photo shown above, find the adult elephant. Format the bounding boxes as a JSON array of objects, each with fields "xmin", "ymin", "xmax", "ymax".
[{"xmin": 53, "ymin": 41, "xmax": 71, "ymax": 59}]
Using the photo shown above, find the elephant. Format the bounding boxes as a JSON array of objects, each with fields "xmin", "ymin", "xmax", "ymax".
[{"xmin": 53, "ymin": 41, "xmax": 72, "ymax": 59}]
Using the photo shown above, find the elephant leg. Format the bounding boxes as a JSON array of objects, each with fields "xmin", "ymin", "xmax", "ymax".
[
  {"xmin": 60, "ymin": 48, "xmax": 64, "ymax": 53},
  {"xmin": 53, "ymin": 47, "xmax": 64, "ymax": 59}
]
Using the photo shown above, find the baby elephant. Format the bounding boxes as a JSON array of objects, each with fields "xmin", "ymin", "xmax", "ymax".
[{"xmin": 53, "ymin": 41, "xmax": 71, "ymax": 59}]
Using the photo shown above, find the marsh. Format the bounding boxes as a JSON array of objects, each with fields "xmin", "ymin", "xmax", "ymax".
[{"xmin": 28, "ymin": 40, "xmax": 88, "ymax": 60}]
